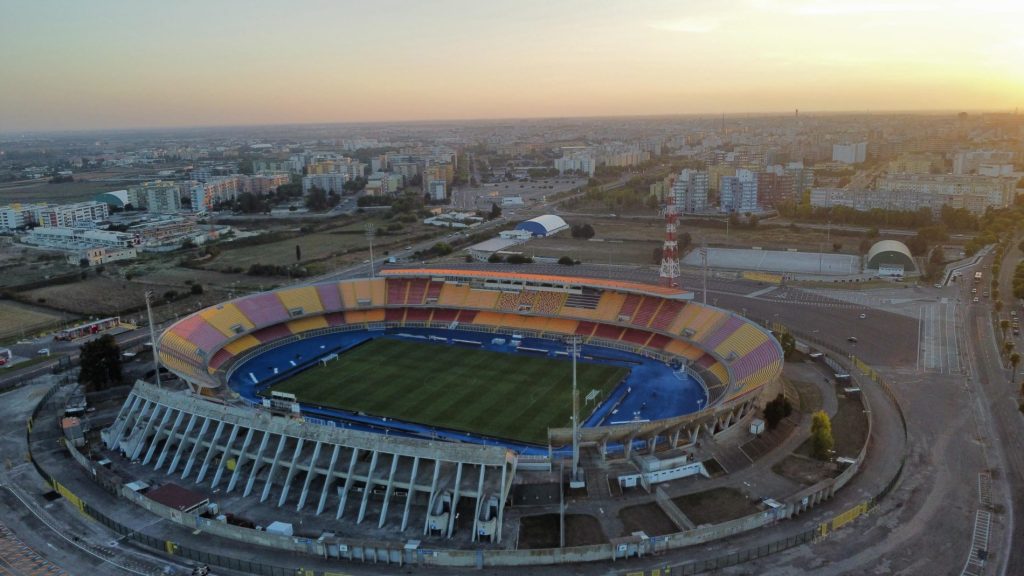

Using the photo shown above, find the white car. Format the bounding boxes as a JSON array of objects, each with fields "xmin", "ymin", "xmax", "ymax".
[
  {"xmin": 859, "ymin": 313, "xmax": 867, "ymax": 319},
  {"xmin": 934, "ymin": 283, "xmax": 943, "ymax": 288},
  {"xmin": 37, "ymin": 348, "xmax": 50, "ymax": 356}
]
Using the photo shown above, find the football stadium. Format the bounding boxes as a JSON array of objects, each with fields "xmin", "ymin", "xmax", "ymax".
[{"xmin": 103, "ymin": 268, "xmax": 782, "ymax": 547}]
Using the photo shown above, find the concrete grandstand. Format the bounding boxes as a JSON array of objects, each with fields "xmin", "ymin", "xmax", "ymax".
[{"xmin": 101, "ymin": 269, "xmax": 783, "ymax": 549}]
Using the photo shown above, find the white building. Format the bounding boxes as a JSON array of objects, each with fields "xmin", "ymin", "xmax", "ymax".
[
  {"xmin": 302, "ymin": 173, "xmax": 349, "ymax": 195},
  {"xmin": 953, "ymin": 150, "xmax": 1014, "ymax": 175},
  {"xmin": 0, "ymin": 205, "xmax": 34, "ymax": 230},
  {"xmin": 428, "ymin": 180, "xmax": 446, "ymax": 202},
  {"xmin": 720, "ymin": 169, "xmax": 759, "ymax": 213},
  {"xmin": 671, "ymin": 169, "xmax": 710, "ymax": 213},
  {"xmin": 23, "ymin": 227, "xmax": 138, "ymax": 250},
  {"xmin": 554, "ymin": 147, "xmax": 596, "ymax": 177},
  {"xmin": 832, "ymin": 142, "xmax": 867, "ymax": 165},
  {"xmin": 129, "ymin": 181, "xmax": 182, "ymax": 213}
]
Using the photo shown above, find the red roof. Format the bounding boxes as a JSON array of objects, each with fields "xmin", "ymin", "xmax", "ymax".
[
  {"xmin": 381, "ymin": 268, "xmax": 691, "ymax": 300},
  {"xmin": 146, "ymin": 483, "xmax": 209, "ymax": 512}
]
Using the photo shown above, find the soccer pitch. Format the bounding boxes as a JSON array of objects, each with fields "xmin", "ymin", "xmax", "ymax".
[{"xmin": 266, "ymin": 338, "xmax": 630, "ymax": 445}]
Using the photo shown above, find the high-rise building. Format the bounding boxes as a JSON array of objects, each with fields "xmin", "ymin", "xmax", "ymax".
[
  {"xmin": 755, "ymin": 170, "xmax": 795, "ymax": 207},
  {"xmin": 832, "ymin": 142, "xmax": 868, "ymax": 164},
  {"xmin": 671, "ymin": 169, "xmax": 709, "ymax": 213},
  {"xmin": 428, "ymin": 180, "xmax": 446, "ymax": 202},
  {"xmin": 720, "ymin": 169, "xmax": 759, "ymax": 213},
  {"xmin": 129, "ymin": 181, "xmax": 182, "ymax": 213}
]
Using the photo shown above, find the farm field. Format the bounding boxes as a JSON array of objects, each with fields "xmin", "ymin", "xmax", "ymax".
[
  {"xmin": 18, "ymin": 276, "xmax": 209, "ymax": 324},
  {"xmin": 0, "ymin": 301, "xmax": 67, "ymax": 341},
  {"xmin": 266, "ymin": 338, "xmax": 629, "ymax": 445},
  {"xmin": 0, "ymin": 179, "xmax": 125, "ymax": 204}
]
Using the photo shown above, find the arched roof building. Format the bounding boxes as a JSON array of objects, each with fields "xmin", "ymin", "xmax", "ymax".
[{"xmin": 514, "ymin": 214, "xmax": 568, "ymax": 237}]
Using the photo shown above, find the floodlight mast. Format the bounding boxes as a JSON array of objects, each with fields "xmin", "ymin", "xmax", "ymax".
[{"xmin": 568, "ymin": 335, "xmax": 582, "ymax": 486}]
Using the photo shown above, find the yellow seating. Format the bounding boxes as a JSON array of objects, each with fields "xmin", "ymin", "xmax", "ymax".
[
  {"xmin": 287, "ymin": 316, "xmax": 328, "ymax": 334},
  {"xmin": 277, "ymin": 286, "xmax": 324, "ymax": 314},
  {"xmin": 438, "ymin": 284, "xmax": 469, "ymax": 307},
  {"xmin": 223, "ymin": 334, "xmax": 261, "ymax": 355},
  {"xmin": 199, "ymin": 303, "xmax": 255, "ymax": 336}
]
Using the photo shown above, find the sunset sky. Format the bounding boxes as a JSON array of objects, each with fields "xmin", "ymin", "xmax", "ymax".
[{"xmin": 1, "ymin": 0, "xmax": 1022, "ymax": 132}]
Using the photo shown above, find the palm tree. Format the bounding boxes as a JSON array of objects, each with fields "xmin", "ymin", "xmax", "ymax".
[
  {"xmin": 995, "ymin": 300, "xmax": 1004, "ymax": 314},
  {"xmin": 1001, "ymin": 319, "xmax": 1010, "ymax": 339},
  {"xmin": 1011, "ymin": 352, "xmax": 1021, "ymax": 385},
  {"xmin": 1005, "ymin": 341, "xmax": 1015, "ymax": 356}
]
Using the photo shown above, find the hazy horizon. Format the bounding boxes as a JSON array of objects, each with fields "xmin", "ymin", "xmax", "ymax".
[{"xmin": 2, "ymin": 0, "xmax": 1022, "ymax": 132}]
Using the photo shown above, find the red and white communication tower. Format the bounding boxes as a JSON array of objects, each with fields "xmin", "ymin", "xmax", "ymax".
[{"xmin": 659, "ymin": 192, "xmax": 681, "ymax": 286}]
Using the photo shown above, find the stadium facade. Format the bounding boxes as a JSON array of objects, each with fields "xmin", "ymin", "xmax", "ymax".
[{"xmin": 103, "ymin": 269, "xmax": 782, "ymax": 546}]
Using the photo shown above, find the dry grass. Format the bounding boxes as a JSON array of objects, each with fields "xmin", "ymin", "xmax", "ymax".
[{"xmin": 0, "ymin": 301, "xmax": 65, "ymax": 340}]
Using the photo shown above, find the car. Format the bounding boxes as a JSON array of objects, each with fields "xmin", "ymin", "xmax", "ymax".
[
  {"xmin": 934, "ymin": 283, "xmax": 943, "ymax": 288},
  {"xmin": 37, "ymin": 348, "xmax": 50, "ymax": 356},
  {"xmin": 983, "ymin": 292, "xmax": 989, "ymax": 297},
  {"xmin": 847, "ymin": 336, "xmax": 858, "ymax": 343},
  {"xmin": 859, "ymin": 313, "xmax": 867, "ymax": 319},
  {"xmin": 405, "ymin": 246, "xmax": 413, "ymax": 250},
  {"xmin": 1011, "ymin": 311, "xmax": 1017, "ymax": 317},
  {"xmin": 973, "ymin": 297, "xmax": 980, "ymax": 303}
]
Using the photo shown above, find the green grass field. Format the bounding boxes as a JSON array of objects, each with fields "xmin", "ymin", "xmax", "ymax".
[{"xmin": 267, "ymin": 338, "xmax": 630, "ymax": 444}]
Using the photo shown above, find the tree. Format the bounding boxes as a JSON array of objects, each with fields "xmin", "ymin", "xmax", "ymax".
[
  {"xmin": 810, "ymin": 410, "xmax": 834, "ymax": 461},
  {"xmin": 995, "ymin": 300, "xmax": 1003, "ymax": 314},
  {"xmin": 78, "ymin": 258, "xmax": 89, "ymax": 268},
  {"xmin": 1005, "ymin": 341, "xmax": 1015, "ymax": 355},
  {"xmin": 1001, "ymin": 319, "xmax": 1010, "ymax": 339},
  {"xmin": 78, "ymin": 335, "xmax": 124, "ymax": 392},
  {"xmin": 305, "ymin": 187, "xmax": 331, "ymax": 212},
  {"xmin": 905, "ymin": 235, "xmax": 928, "ymax": 256},
  {"xmin": 488, "ymin": 202, "xmax": 502, "ymax": 220},
  {"xmin": 779, "ymin": 332, "xmax": 796, "ymax": 359},
  {"xmin": 832, "ymin": 242, "xmax": 842, "ymax": 253},
  {"xmin": 296, "ymin": 244, "xmax": 302, "ymax": 262},
  {"xmin": 557, "ymin": 255, "xmax": 575, "ymax": 266},
  {"xmin": 190, "ymin": 283, "xmax": 204, "ymax": 295},
  {"xmin": 763, "ymin": 394, "xmax": 793, "ymax": 430},
  {"xmin": 858, "ymin": 238, "xmax": 872, "ymax": 255},
  {"xmin": 1011, "ymin": 352, "xmax": 1021, "ymax": 384},
  {"xmin": 652, "ymin": 247, "xmax": 663, "ymax": 264},
  {"xmin": 487, "ymin": 253, "xmax": 504, "ymax": 263}
]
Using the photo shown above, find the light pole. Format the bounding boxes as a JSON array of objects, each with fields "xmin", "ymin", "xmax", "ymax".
[
  {"xmin": 365, "ymin": 223, "xmax": 376, "ymax": 279},
  {"xmin": 568, "ymin": 335, "xmax": 583, "ymax": 487},
  {"xmin": 144, "ymin": 291, "xmax": 161, "ymax": 388}
]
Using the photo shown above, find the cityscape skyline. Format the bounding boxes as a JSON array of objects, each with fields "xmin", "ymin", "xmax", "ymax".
[{"xmin": 2, "ymin": 0, "xmax": 1022, "ymax": 132}]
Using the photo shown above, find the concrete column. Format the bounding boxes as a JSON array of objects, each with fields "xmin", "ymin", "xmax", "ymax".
[
  {"xmin": 447, "ymin": 462, "xmax": 464, "ymax": 538},
  {"xmin": 277, "ymin": 438, "xmax": 306, "ymax": 507},
  {"xmin": 181, "ymin": 417, "xmax": 212, "ymax": 480},
  {"xmin": 226, "ymin": 427, "xmax": 256, "ymax": 493},
  {"xmin": 141, "ymin": 406, "xmax": 173, "ymax": 465},
  {"xmin": 423, "ymin": 460, "xmax": 442, "ymax": 535},
  {"xmin": 336, "ymin": 448, "xmax": 362, "ymax": 519},
  {"xmin": 377, "ymin": 455, "xmax": 401, "ymax": 528},
  {"xmin": 154, "ymin": 408, "xmax": 185, "ymax": 469},
  {"xmin": 196, "ymin": 421, "xmax": 226, "ymax": 483},
  {"xmin": 296, "ymin": 441, "xmax": 323, "ymax": 512},
  {"xmin": 167, "ymin": 413, "xmax": 200, "ymax": 475},
  {"xmin": 471, "ymin": 465, "xmax": 486, "ymax": 542},
  {"xmin": 129, "ymin": 402, "xmax": 162, "ymax": 461},
  {"xmin": 357, "ymin": 450, "xmax": 380, "ymax": 524},
  {"xmin": 259, "ymin": 434, "xmax": 290, "ymax": 503},
  {"xmin": 210, "ymin": 423, "xmax": 241, "ymax": 487},
  {"xmin": 243, "ymin": 430, "xmax": 273, "ymax": 497},
  {"xmin": 315, "ymin": 445, "xmax": 342, "ymax": 515},
  {"xmin": 107, "ymin": 393, "xmax": 141, "ymax": 450},
  {"xmin": 400, "ymin": 456, "xmax": 420, "ymax": 532}
]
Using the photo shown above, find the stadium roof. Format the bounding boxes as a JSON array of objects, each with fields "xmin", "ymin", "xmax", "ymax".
[
  {"xmin": 866, "ymin": 240, "xmax": 915, "ymax": 270},
  {"xmin": 94, "ymin": 190, "xmax": 130, "ymax": 207},
  {"xmin": 515, "ymin": 214, "xmax": 568, "ymax": 237},
  {"xmin": 381, "ymin": 268, "xmax": 692, "ymax": 300}
]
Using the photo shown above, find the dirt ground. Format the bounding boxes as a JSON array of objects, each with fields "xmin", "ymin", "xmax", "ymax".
[
  {"xmin": 672, "ymin": 487, "xmax": 760, "ymax": 525},
  {"xmin": 618, "ymin": 502, "xmax": 678, "ymax": 536},
  {"xmin": 517, "ymin": 513, "xmax": 606, "ymax": 548},
  {"xmin": 771, "ymin": 454, "xmax": 835, "ymax": 486}
]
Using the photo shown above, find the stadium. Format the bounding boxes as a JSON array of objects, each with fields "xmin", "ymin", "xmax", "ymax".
[{"xmin": 103, "ymin": 268, "xmax": 782, "ymax": 548}]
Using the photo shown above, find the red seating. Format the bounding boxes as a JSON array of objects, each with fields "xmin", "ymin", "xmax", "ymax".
[
  {"xmin": 618, "ymin": 294, "xmax": 641, "ymax": 319},
  {"xmin": 647, "ymin": 334, "xmax": 670, "ymax": 349},
  {"xmin": 631, "ymin": 297, "xmax": 661, "ymax": 327},
  {"xmin": 405, "ymin": 308, "xmax": 430, "ymax": 322},
  {"xmin": 324, "ymin": 312, "xmax": 347, "ymax": 327},
  {"xmin": 425, "ymin": 281, "xmax": 443, "ymax": 301},
  {"xmin": 209, "ymin": 348, "xmax": 233, "ymax": 371},
  {"xmin": 406, "ymin": 279, "xmax": 428, "ymax": 305},
  {"xmin": 650, "ymin": 301, "xmax": 683, "ymax": 332},
  {"xmin": 385, "ymin": 308, "xmax": 404, "ymax": 322},
  {"xmin": 622, "ymin": 328, "xmax": 649, "ymax": 345},
  {"xmin": 386, "ymin": 279, "xmax": 407, "ymax": 304},
  {"xmin": 455, "ymin": 309, "xmax": 477, "ymax": 323},
  {"xmin": 431, "ymin": 308, "xmax": 457, "ymax": 322},
  {"xmin": 594, "ymin": 324, "xmax": 623, "ymax": 340},
  {"xmin": 575, "ymin": 321, "xmax": 597, "ymax": 336},
  {"xmin": 251, "ymin": 324, "xmax": 291, "ymax": 343}
]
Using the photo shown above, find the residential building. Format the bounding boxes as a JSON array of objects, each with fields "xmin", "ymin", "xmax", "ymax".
[
  {"xmin": 66, "ymin": 246, "xmax": 138, "ymax": 266},
  {"xmin": 302, "ymin": 173, "xmax": 349, "ymax": 195},
  {"xmin": 428, "ymin": 180, "xmax": 446, "ymax": 202},
  {"xmin": 31, "ymin": 201, "xmax": 110, "ymax": 228},
  {"xmin": 953, "ymin": 150, "xmax": 1014, "ymax": 175},
  {"xmin": 23, "ymin": 227, "xmax": 138, "ymax": 250},
  {"xmin": 832, "ymin": 142, "xmax": 868, "ymax": 164},
  {"xmin": 554, "ymin": 147, "xmax": 596, "ymax": 177},
  {"xmin": 671, "ymin": 169, "xmax": 710, "ymax": 213},
  {"xmin": 755, "ymin": 170, "xmax": 795, "ymax": 208},
  {"xmin": 129, "ymin": 180, "xmax": 182, "ymax": 213},
  {"xmin": 244, "ymin": 173, "xmax": 291, "ymax": 196},
  {"xmin": 720, "ymin": 169, "xmax": 759, "ymax": 213},
  {"xmin": 0, "ymin": 205, "xmax": 34, "ymax": 230}
]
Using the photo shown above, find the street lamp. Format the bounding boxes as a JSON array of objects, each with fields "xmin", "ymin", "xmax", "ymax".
[{"xmin": 365, "ymin": 224, "xmax": 376, "ymax": 279}]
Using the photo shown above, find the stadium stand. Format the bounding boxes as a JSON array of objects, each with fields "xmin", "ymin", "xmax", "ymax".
[
  {"xmin": 316, "ymin": 283, "xmax": 343, "ymax": 311},
  {"xmin": 425, "ymin": 280, "xmax": 444, "ymax": 302},
  {"xmin": 593, "ymin": 292, "xmax": 626, "ymax": 321},
  {"xmin": 235, "ymin": 293, "xmax": 290, "ymax": 327},
  {"xmin": 630, "ymin": 297, "xmax": 661, "ymax": 327},
  {"xmin": 223, "ymin": 334, "xmax": 261, "ymax": 356},
  {"xmin": 277, "ymin": 286, "xmax": 324, "ymax": 315},
  {"xmin": 199, "ymin": 303, "xmax": 255, "ymax": 336},
  {"xmin": 649, "ymin": 300, "xmax": 683, "ymax": 332},
  {"xmin": 438, "ymin": 284, "xmax": 470, "ymax": 307},
  {"xmin": 563, "ymin": 287, "xmax": 602, "ymax": 310},
  {"xmin": 251, "ymin": 324, "xmax": 292, "ymax": 343},
  {"xmin": 617, "ymin": 293, "xmax": 642, "ymax": 320},
  {"xmin": 287, "ymin": 316, "xmax": 328, "ymax": 334},
  {"xmin": 702, "ymin": 316, "xmax": 745, "ymax": 351}
]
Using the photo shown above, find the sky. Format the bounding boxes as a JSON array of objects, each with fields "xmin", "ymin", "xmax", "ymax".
[{"xmin": 1, "ymin": 0, "xmax": 1022, "ymax": 132}]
